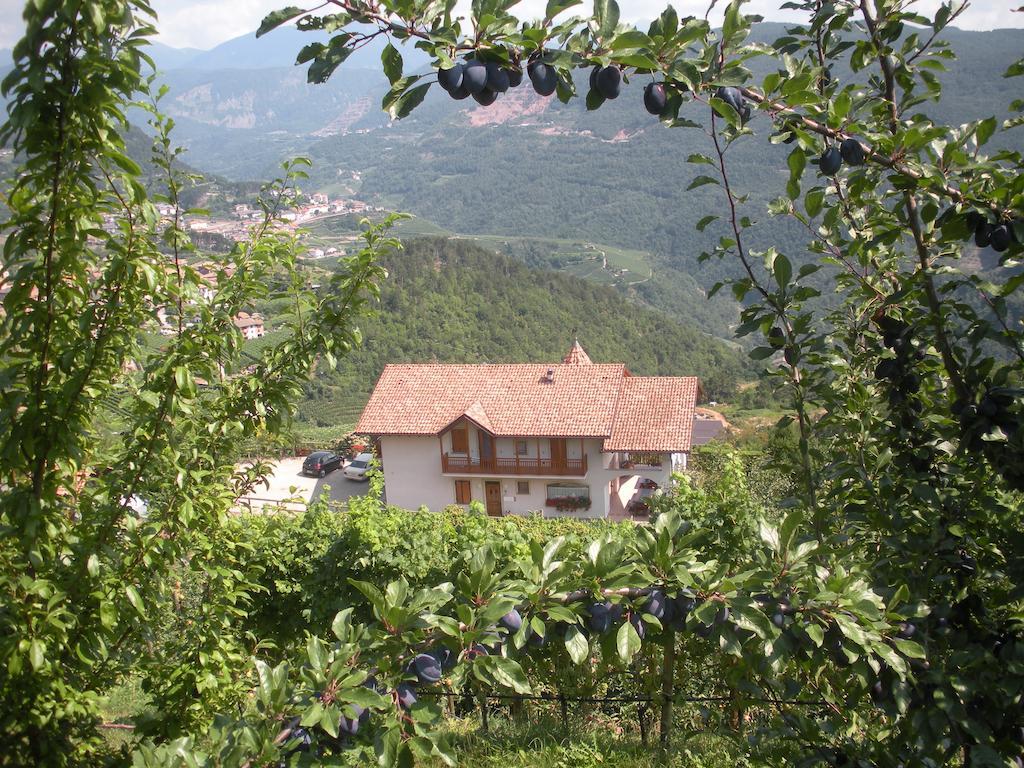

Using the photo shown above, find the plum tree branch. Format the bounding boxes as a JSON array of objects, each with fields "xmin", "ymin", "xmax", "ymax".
[
  {"xmin": 739, "ymin": 86, "xmax": 1005, "ymax": 218},
  {"xmin": 858, "ymin": 0, "xmax": 970, "ymax": 402}
]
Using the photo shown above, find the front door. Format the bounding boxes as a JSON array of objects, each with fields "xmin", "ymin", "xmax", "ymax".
[{"xmin": 485, "ymin": 481, "xmax": 502, "ymax": 517}]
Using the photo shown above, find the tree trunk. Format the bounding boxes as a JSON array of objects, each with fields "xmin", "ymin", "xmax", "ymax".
[{"xmin": 659, "ymin": 636, "xmax": 676, "ymax": 746}]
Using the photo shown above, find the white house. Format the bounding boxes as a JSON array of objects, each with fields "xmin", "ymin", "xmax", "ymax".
[
  {"xmin": 233, "ymin": 312, "xmax": 265, "ymax": 340},
  {"xmin": 356, "ymin": 342, "xmax": 711, "ymax": 520}
]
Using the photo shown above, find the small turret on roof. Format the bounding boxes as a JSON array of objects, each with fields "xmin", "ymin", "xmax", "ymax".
[{"xmin": 562, "ymin": 338, "xmax": 593, "ymax": 365}]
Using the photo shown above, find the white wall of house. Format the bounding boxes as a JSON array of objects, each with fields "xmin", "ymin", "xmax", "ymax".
[
  {"xmin": 379, "ymin": 437, "xmax": 685, "ymax": 519},
  {"xmin": 379, "ymin": 436, "xmax": 455, "ymax": 511}
]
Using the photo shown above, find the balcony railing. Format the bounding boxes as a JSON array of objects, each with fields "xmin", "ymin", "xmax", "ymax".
[
  {"xmin": 442, "ymin": 453, "xmax": 587, "ymax": 477},
  {"xmin": 617, "ymin": 452, "xmax": 664, "ymax": 469}
]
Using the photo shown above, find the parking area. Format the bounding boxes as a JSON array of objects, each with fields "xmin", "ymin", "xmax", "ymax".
[
  {"xmin": 311, "ymin": 469, "xmax": 375, "ymax": 507},
  {"xmin": 235, "ymin": 456, "xmax": 380, "ymax": 513}
]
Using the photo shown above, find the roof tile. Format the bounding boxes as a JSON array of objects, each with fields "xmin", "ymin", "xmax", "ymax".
[{"xmin": 357, "ymin": 346, "xmax": 701, "ymax": 452}]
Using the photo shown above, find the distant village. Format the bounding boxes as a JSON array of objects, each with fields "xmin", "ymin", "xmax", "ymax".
[
  {"xmin": 154, "ymin": 190, "xmax": 386, "ymax": 260},
  {"xmin": 92, "ymin": 191, "xmax": 386, "ymax": 340}
]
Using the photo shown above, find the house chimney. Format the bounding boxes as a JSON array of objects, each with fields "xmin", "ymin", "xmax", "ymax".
[{"xmin": 545, "ymin": 368, "xmax": 555, "ymax": 383}]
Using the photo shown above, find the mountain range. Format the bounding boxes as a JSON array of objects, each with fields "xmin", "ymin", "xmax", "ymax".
[{"xmin": 133, "ymin": 23, "xmax": 1024, "ymax": 343}]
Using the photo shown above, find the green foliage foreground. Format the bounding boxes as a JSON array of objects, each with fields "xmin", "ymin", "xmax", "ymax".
[{"xmin": 0, "ymin": 0, "xmax": 1022, "ymax": 766}]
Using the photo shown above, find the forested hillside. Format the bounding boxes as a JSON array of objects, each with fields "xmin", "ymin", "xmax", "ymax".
[{"xmin": 274, "ymin": 237, "xmax": 750, "ymax": 431}]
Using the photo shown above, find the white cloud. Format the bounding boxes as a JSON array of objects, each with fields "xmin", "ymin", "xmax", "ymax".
[
  {"xmin": 0, "ymin": 0, "xmax": 1018, "ymax": 51},
  {"xmin": 151, "ymin": 0, "xmax": 286, "ymax": 49}
]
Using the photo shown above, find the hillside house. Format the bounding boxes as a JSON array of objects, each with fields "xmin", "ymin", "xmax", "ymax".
[
  {"xmin": 356, "ymin": 342, "xmax": 718, "ymax": 519},
  {"xmin": 233, "ymin": 311, "xmax": 265, "ymax": 340}
]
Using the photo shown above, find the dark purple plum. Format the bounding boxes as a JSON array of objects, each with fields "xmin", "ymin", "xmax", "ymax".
[
  {"xmin": 991, "ymin": 224, "xmax": 1011, "ymax": 252},
  {"xmin": 819, "ymin": 147, "xmax": 843, "ymax": 175},
  {"xmin": 528, "ymin": 61, "xmax": 557, "ymax": 96},
  {"xmin": 437, "ymin": 62, "xmax": 464, "ymax": 92},
  {"xmin": 975, "ymin": 221, "xmax": 993, "ymax": 248},
  {"xmin": 499, "ymin": 608, "xmax": 523, "ymax": 633},
  {"xmin": 715, "ymin": 86, "xmax": 744, "ymax": 114},
  {"xmin": 447, "ymin": 83, "xmax": 471, "ymax": 100},
  {"xmin": 507, "ymin": 67, "xmax": 523, "ymax": 87},
  {"xmin": 396, "ymin": 682, "xmax": 417, "ymax": 710},
  {"xmin": 595, "ymin": 65, "xmax": 622, "ymax": 99},
  {"xmin": 897, "ymin": 621, "xmax": 917, "ymax": 639},
  {"xmin": 473, "ymin": 88, "xmax": 498, "ymax": 106},
  {"xmin": 462, "ymin": 60, "xmax": 488, "ymax": 94},
  {"xmin": 589, "ymin": 66, "xmax": 600, "ymax": 92},
  {"xmin": 485, "ymin": 62, "xmax": 510, "ymax": 93},
  {"xmin": 434, "ymin": 647, "xmax": 456, "ymax": 671},
  {"xmin": 588, "ymin": 601, "xmax": 616, "ymax": 634},
  {"xmin": 643, "ymin": 83, "xmax": 667, "ymax": 115},
  {"xmin": 410, "ymin": 653, "xmax": 442, "ymax": 684},
  {"xmin": 644, "ymin": 589, "xmax": 668, "ymax": 620},
  {"xmin": 840, "ymin": 137, "xmax": 865, "ymax": 166}
]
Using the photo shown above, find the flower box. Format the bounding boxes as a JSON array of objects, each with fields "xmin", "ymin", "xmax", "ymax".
[{"xmin": 545, "ymin": 496, "xmax": 591, "ymax": 512}]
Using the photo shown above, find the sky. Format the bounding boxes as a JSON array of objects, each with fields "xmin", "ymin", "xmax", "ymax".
[{"xmin": 0, "ymin": 0, "xmax": 1019, "ymax": 51}]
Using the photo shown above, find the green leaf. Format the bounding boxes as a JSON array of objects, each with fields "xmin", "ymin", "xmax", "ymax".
[
  {"xmin": 387, "ymin": 82, "xmax": 431, "ymax": 120},
  {"xmin": 804, "ymin": 188, "xmax": 824, "ymax": 218},
  {"xmin": 301, "ymin": 701, "xmax": 324, "ymax": 727},
  {"xmin": 773, "ymin": 253, "xmax": 792, "ymax": 289},
  {"xmin": 687, "ymin": 175, "xmax": 719, "ymax": 191},
  {"xmin": 593, "ymin": 0, "xmax": 620, "ymax": 39},
  {"xmin": 779, "ymin": 509, "xmax": 803, "ymax": 555},
  {"xmin": 296, "ymin": 43, "xmax": 325, "ymax": 65},
  {"xmin": 382, "ymin": 43, "xmax": 403, "ymax": 85},
  {"xmin": 321, "ymin": 705, "xmax": 341, "ymax": 738},
  {"xmin": 805, "ymin": 623, "xmax": 824, "ymax": 647},
  {"xmin": 488, "ymin": 657, "xmax": 532, "ymax": 694},
  {"xmin": 759, "ymin": 520, "xmax": 780, "ymax": 551},
  {"xmin": 893, "ymin": 638, "xmax": 927, "ymax": 659},
  {"xmin": 125, "ymin": 584, "xmax": 143, "ymax": 614},
  {"xmin": 786, "ymin": 147, "xmax": 806, "ymax": 200},
  {"xmin": 616, "ymin": 620, "xmax": 642, "ymax": 663},
  {"xmin": 976, "ymin": 117, "xmax": 997, "ymax": 146},
  {"xmin": 29, "ymin": 639, "xmax": 45, "ymax": 671},
  {"xmin": 255, "ymin": 659, "xmax": 274, "ymax": 707},
  {"xmin": 564, "ymin": 625, "xmax": 589, "ymax": 664},
  {"xmin": 610, "ymin": 30, "xmax": 653, "ymax": 51},
  {"xmin": 545, "ymin": 0, "xmax": 582, "ymax": 20},
  {"xmin": 257, "ymin": 7, "xmax": 306, "ymax": 38}
]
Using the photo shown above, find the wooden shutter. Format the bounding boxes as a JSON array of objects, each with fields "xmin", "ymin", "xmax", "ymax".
[{"xmin": 451, "ymin": 427, "xmax": 468, "ymax": 454}]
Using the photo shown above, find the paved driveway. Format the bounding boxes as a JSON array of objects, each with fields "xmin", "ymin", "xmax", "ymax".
[
  {"xmin": 311, "ymin": 471, "xmax": 377, "ymax": 507},
  {"xmin": 235, "ymin": 457, "xmax": 382, "ymax": 513}
]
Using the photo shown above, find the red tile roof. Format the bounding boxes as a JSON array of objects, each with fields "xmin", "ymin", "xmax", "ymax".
[
  {"xmin": 357, "ymin": 346, "xmax": 702, "ymax": 452},
  {"xmin": 603, "ymin": 377, "xmax": 699, "ymax": 452},
  {"xmin": 357, "ymin": 363, "xmax": 626, "ymax": 438}
]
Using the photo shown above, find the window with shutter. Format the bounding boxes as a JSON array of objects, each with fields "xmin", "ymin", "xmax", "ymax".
[{"xmin": 451, "ymin": 427, "xmax": 468, "ymax": 454}]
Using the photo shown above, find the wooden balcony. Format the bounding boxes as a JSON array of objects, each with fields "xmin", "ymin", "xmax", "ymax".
[
  {"xmin": 617, "ymin": 452, "xmax": 664, "ymax": 470},
  {"xmin": 442, "ymin": 453, "xmax": 587, "ymax": 477}
]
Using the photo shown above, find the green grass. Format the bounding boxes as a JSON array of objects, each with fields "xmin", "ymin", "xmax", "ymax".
[{"xmin": 422, "ymin": 713, "xmax": 753, "ymax": 768}]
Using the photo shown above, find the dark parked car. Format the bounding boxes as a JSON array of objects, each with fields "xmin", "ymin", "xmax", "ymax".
[{"xmin": 302, "ymin": 451, "xmax": 343, "ymax": 478}]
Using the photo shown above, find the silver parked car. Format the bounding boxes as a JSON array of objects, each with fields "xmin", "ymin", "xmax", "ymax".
[{"xmin": 343, "ymin": 452, "xmax": 375, "ymax": 481}]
